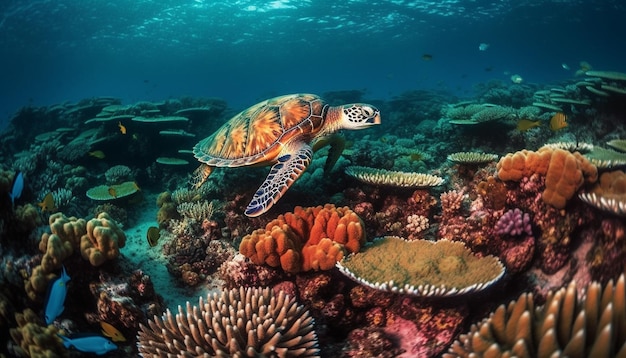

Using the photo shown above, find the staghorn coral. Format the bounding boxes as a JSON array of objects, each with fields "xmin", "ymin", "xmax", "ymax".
[
  {"xmin": 239, "ymin": 204, "xmax": 365, "ymax": 273},
  {"xmin": 445, "ymin": 273, "xmax": 626, "ymax": 358},
  {"xmin": 497, "ymin": 146, "xmax": 597, "ymax": 209},
  {"xmin": 336, "ymin": 236, "xmax": 505, "ymax": 297},
  {"xmin": 80, "ymin": 212, "xmax": 126, "ymax": 266},
  {"xmin": 136, "ymin": 286, "xmax": 319, "ymax": 357},
  {"xmin": 9, "ymin": 308, "xmax": 67, "ymax": 358},
  {"xmin": 176, "ymin": 200, "xmax": 215, "ymax": 222}
]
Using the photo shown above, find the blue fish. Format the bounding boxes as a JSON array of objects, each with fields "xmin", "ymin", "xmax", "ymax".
[
  {"xmin": 59, "ymin": 334, "xmax": 118, "ymax": 355},
  {"xmin": 9, "ymin": 171, "xmax": 23, "ymax": 207},
  {"xmin": 45, "ymin": 266, "xmax": 70, "ymax": 325}
]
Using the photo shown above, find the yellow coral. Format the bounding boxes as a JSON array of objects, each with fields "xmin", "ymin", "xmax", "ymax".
[
  {"xmin": 80, "ymin": 212, "xmax": 126, "ymax": 266},
  {"xmin": 38, "ymin": 213, "xmax": 86, "ymax": 273},
  {"xmin": 9, "ymin": 308, "xmax": 66, "ymax": 358}
]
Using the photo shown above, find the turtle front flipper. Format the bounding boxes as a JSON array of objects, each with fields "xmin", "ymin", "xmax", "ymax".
[
  {"xmin": 189, "ymin": 164, "xmax": 213, "ymax": 189},
  {"xmin": 245, "ymin": 142, "xmax": 313, "ymax": 217},
  {"xmin": 313, "ymin": 134, "xmax": 346, "ymax": 174}
]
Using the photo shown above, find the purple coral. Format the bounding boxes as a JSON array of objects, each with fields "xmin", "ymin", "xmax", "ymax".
[{"xmin": 495, "ymin": 208, "xmax": 532, "ymax": 236}]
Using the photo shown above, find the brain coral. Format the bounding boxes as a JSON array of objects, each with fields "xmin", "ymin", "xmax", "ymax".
[
  {"xmin": 496, "ymin": 146, "xmax": 597, "ymax": 209},
  {"xmin": 239, "ymin": 204, "xmax": 365, "ymax": 273}
]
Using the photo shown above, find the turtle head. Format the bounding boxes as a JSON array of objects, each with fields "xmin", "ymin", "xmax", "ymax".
[{"xmin": 339, "ymin": 103, "xmax": 381, "ymax": 130}]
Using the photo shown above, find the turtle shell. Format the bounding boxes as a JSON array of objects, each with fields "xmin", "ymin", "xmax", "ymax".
[{"xmin": 193, "ymin": 94, "xmax": 328, "ymax": 167}]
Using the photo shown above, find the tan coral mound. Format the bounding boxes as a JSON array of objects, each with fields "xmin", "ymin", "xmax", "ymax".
[
  {"xmin": 445, "ymin": 274, "xmax": 626, "ymax": 358},
  {"xmin": 345, "ymin": 166, "xmax": 444, "ymax": 188},
  {"xmin": 27, "ymin": 212, "xmax": 126, "ymax": 299},
  {"xmin": 336, "ymin": 236, "xmax": 505, "ymax": 297},
  {"xmin": 80, "ymin": 212, "xmax": 127, "ymax": 266},
  {"xmin": 9, "ymin": 308, "xmax": 66, "ymax": 357},
  {"xmin": 496, "ymin": 146, "xmax": 597, "ymax": 209},
  {"xmin": 239, "ymin": 204, "xmax": 365, "ymax": 273},
  {"xmin": 137, "ymin": 287, "xmax": 319, "ymax": 357},
  {"xmin": 579, "ymin": 170, "xmax": 626, "ymax": 216}
]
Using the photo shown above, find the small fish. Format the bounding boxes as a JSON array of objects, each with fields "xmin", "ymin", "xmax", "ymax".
[
  {"xmin": 562, "ymin": 63, "xmax": 570, "ymax": 70},
  {"xmin": 517, "ymin": 119, "xmax": 541, "ymax": 131},
  {"xmin": 132, "ymin": 133, "xmax": 139, "ymax": 140},
  {"xmin": 45, "ymin": 266, "xmax": 70, "ymax": 325},
  {"xmin": 147, "ymin": 226, "xmax": 160, "ymax": 247},
  {"xmin": 118, "ymin": 121, "xmax": 127, "ymax": 135},
  {"xmin": 510, "ymin": 74, "xmax": 523, "ymax": 84},
  {"xmin": 550, "ymin": 112, "xmax": 568, "ymax": 131},
  {"xmin": 479, "ymin": 43, "xmax": 490, "ymax": 51},
  {"xmin": 421, "ymin": 53, "xmax": 433, "ymax": 61},
  {"xmin": 100, "ymin": 322, "xmax": 126, "ymax": 342},
  {"xmin": 9, "ymin": 171, "xmax": 24, "ymax": 207},
  {"xmin": 38, "ymin": 192, "xmax": 58, "ymax": 212},
  {"xmin": 89, "ymin": 150, "xmax": 105, "ymax": 159},
  {"xmin": 108, "ymin": 187, "xmax": 117, "ymax": 198},
  {"xmin": 59, "ymin": 334, "xmax": 117, "ymax": 355}
]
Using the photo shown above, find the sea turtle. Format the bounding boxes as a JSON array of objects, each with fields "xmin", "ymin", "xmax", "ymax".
[{"xmin": 191, "ymin": 93, "xmax": 381, "ymax": 217}]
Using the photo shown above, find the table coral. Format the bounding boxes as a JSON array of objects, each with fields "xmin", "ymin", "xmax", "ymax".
[
  {"xmin": 80, "ymin": 212, "xmax": 126, "ymax": 266},
  {"xmin": 337, "ymin": 236, "xmax": 505, "ymax": 297},
  {"xmin": 239, "ymin": 204, "xmax": 365, "ymax": 273},
  {"xmin": 496, "ymin": 146, "xmax": 597, "ymax": 209}
]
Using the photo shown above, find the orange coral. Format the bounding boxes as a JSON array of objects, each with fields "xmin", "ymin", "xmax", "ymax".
[
  {"xmin": 591, "ymin": 170, "xmax": 626, "ymax": 196},
  {"xmin": 239, "ymin": 204, "xmax": 365, "ymax": 273},
  {"xmin": 497, "ymin": 147, "xmax": 597, "ymax": 209}
]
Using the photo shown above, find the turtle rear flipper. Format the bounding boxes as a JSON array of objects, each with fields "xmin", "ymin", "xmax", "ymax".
[
  {"xmin": 245, "ymin": 142, "xmax": 313, "ymax": 217},
  {"xmin": 189, "ymin": 164, "xmax": 213, "ymax": 189}
]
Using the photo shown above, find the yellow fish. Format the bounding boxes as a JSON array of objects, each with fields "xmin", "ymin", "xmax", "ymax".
[
  {"xmin": 118, "ymin": 121, "xmax": 127, "ymax": 135},
  {"xmin": 550, "ymin": 112, "xmax": 568, "ymax": 131},
  {"xmin": 89, "ymin": 150, "xmax": 105, "ymax": 159},
  {"xmin": 100, "ymin": 321, "xmax": 126, "ymax": 342},
  {"xmin": 147, "ymin": 226, "xmax": 160, "ymax": 247},
  {"xmin": 108, "ymin": 187, "xmax": 117, "ymax": 198},
  {"xmin": 516, "ymin": 118, "xmax": 541, "ymax": 131},
  {"xmin": 38, "ymin": 192, "xmax": 57, "ymax": 212}
]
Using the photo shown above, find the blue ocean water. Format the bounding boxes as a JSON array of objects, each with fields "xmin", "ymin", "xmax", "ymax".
[{"xmin": 1, "ymin": 0, "xmax": 624, "ymax": 129}]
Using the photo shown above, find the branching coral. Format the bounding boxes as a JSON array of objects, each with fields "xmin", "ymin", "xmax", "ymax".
[
  {"xmin": 239, "ymin": 204, "xmax": 365, "ymax": 273},
  {"xmin": 445, "ymin": 274, "xmax": 626, "ymax": 357},
  {"xmin": 497, "ymin": 146, "xmax": 598, "ymax": 209},
  {"xmin": 136, "ymin": 287, "xmax": 319, "ymax": 357}
]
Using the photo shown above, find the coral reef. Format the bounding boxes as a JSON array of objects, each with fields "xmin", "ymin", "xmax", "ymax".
[{"xmin": 137, "ymin": 287, "xmax": 319, "ymax": 357}]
